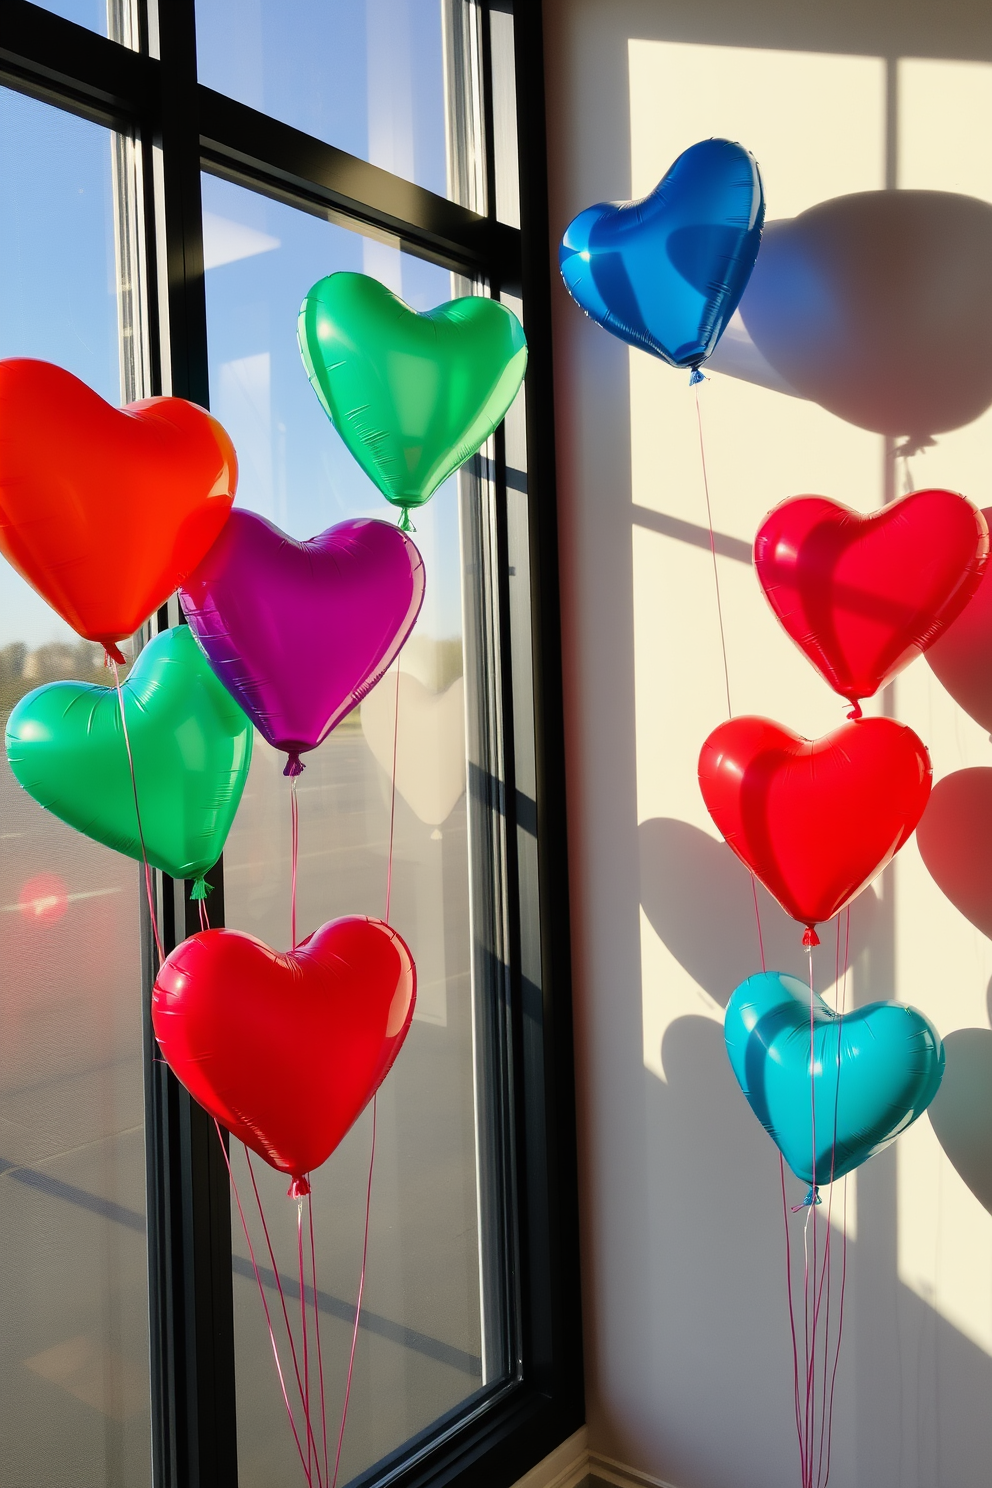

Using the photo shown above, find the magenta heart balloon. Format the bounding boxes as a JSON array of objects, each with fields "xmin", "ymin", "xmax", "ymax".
[{"xmin": 180, "ymin": 511, "xmax": 425, "ymax": 774}]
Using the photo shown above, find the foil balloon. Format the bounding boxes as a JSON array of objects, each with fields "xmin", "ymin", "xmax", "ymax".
[
  {"xmin": 559, "ymin": 137, "xmax": 764, "ymax": 373},
  {"xmin": 180, "ymin": 511, "xmax": 425, "ymax": 775},
  {"xmin": 298, "ymin": 273, "xmax": 528, "ymax": 528},
  {"xmin": 698, "ymin": 715, "xmax": 932, "ymax": 944},
  {"xmin": 152, "ymin": 916, "xmax": 417, "ymax": 1194},
  {"xmin": 754, "ymin": 488, "xmax": 988, "ymax": 706},
  {"xmin": 725, "ymin": 970, "xmax": 944, "ymax": 1192},
  {"xmin": 5, "ymin": 626, "xmax": 252, "ymax": 893},
  {"xmin": 0, "ymin": 359, "xmax": 237, "ymax": 659},
  {"xmin": 926, "ymin": 508, "xmax": 992, "ymax": 732}
]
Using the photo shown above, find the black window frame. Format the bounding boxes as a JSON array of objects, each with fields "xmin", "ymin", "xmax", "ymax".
[{"xmin": 0, "ymin": 3, "xmax": 582, "ymax": 1485}]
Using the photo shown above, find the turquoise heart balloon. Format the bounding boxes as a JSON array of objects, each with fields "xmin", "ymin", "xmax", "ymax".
[
  {"xmin": 725, "ymin": 971, "xmax": 944, "ymax": 1193},
  {"xmin": 298, "ymin": 272, "xmax": 528, "ymax": 527},
  {"xmin": 5, "ymin": 625, "xmax": 253, "ymax": 888}
]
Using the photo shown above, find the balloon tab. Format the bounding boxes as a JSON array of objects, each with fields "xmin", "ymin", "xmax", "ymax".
[
  {"xmin": 104, "ymin": 641, "xmax": 127, "ymax": 666},
  {"xmin": 190, "ymin": 877, "xmax": 213, "ymax": 901},
  {"xmin": 791, "ymin": 1186, "xmax": 821, "ymax": 1212},
  {"xmin": 802, "ymin": 926, "xmax": 821, "ymax": 949},
  {"xmin": 397, "ymin": 508, "xmax": 415, "ymax": 533},
  {"xmin": 847, "ymin": 701, "xmax": 863, "ymax": 720},
  {"xmin": 283, "ymin": 753, "xmax": 305, "ymax": 778},
  {"xmin": 689, "ymin": 368, "xmax": 706, "ymax": 386},
  {"xmin": 288, "ymin": 1175, "xmax": 311, "ymax": 1199}
]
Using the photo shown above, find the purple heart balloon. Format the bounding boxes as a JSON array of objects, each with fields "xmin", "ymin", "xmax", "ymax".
[{"xmin": 180, "ymin": 510, "xmax": 425, "ymax": 774}]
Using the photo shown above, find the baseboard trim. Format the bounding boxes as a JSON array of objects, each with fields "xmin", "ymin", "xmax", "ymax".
[
  {"xmin": 588, "ymin": 1450, "xmax": 679, "ymax": 1488},
  {"xmin": 508, "ymin": 1431, "xmax": 679, "ymax": 1488},
  {"xmin": 511, "ymin": 1428, "xmax": 589, "ymax": 1488}
]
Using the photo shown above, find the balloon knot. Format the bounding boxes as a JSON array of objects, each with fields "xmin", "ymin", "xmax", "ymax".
[
  {"xmin": 104, "ymin": 641, "xmax": 127, "ymax": 666},
  {"xmin": 283, "ymin": 753, "xmax": 305, "ymax": 778},
  {"xmin": 288, "ymin": 1175, "xmax": 311, "ymax": 1199},
  {"xmin": 689, "ymin": 368, "xmax": 706, "ymax": 386},
  {"xmin": 791, "ymin": 1186, "xmax": 821, "ymax": 1212},
  {"xmin": 189, "ymin": 877, "xmax": 213, "ymax": 901},
  {"xmin": 846, "ymin": 700, "xmax": 863, "ymax": 720},
  {"xmin": 802, "ymin": 926, "xmax": 820, "ymax": 949}
]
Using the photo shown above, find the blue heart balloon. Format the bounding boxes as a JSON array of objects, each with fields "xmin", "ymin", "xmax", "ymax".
[
  {"xmin": 559, "ymin": 137, "xmax": 765, "ymax": 372},
  {"xmin": 725, "ymin": 971, "xmax": 944, "ymax": 1195}
]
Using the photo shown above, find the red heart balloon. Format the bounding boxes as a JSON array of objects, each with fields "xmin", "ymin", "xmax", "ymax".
[
  {"xmin": 926, "ymin": 509, "xmax": 992, "ymax": 734},
  {"xmin": 917, "ymin": 768, "xmax": 992, "ymax": 939},
  {"xmin": 151, "ymin": 916, "xmax": 416, "ymax": 1192},
  {"xmin": 754, "ymin": 489, "xmax": 987, "ymax": 703},
  {"xmin": 0, "ymin": 359, "xmax": 237, "ymax": 654},
  {"xmin": 698, "ymin": 715, "xmax": 932, "ymax": 940}
]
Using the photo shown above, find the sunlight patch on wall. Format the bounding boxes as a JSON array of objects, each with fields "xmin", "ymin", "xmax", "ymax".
[{"xmin": 628, "ymin": 37, "xmax": 992, "ymax": 1354}]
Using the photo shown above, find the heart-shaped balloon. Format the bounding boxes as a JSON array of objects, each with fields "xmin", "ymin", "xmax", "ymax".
[
  {"xmin": 698, "ymin": 715, "xmax": 932, "ymax": 941},
  {"xmin": 725, "ymin": 970, "xmax": 944, "ymax": 1189},
  {"xmin": 152, "ymin": 916, "xmax": 416, "ymax": 1192},
  {"xmin": 0, "ymin": 360, "xmax": 237, "ymax": 657},
  {"xmin": 181, "ymin": 511, "xmax": 425, "ymax": 774},
  {"xmin": 926, "ymin": 508, "xmax": 992, "ymax": 733},
  {"xmin": 916, "ymin": 768, "xmax": 992, "ymax": 938},
  {"xmin": 361, "ymin": 672, "xmax": 466, "ymax": 826},
  {"xmin": 5, "ymin": 626, "xmax": 252, "ymax": 888},
  {"xmin": 298, "ymin": 273, "xmax": 528, "ymax": 526},
  {"xmin": 754, "ymin": 489, "xmax": 988, "ymax": 704},
  {"xmin": 559, "ymin": 138, "xmax": 764, "ymax": 371}
]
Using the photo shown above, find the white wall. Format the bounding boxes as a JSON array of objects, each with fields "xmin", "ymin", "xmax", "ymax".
[{"xmin": 544, "ymin": 3, "xmax": 992, "ymax": 1486}]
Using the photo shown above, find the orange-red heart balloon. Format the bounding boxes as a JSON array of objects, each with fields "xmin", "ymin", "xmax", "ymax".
[
  {"xmin": 151, "ymin": 916, "xmax": 416, "ymax": 1193},
  {"xmin": 0, "ymin": 359, "xmax": 237, "ymax": 654},
  {"xmin": 698, "ymin": 714, "xmax": 932, "ymax": 943}
]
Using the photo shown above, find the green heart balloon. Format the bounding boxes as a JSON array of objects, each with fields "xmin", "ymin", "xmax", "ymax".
[
  {"xmin": 298, "ymin": 272, "xmax": 528, "ymax": 527},
  {"xmin": 5, "ymin": 625, "xmax": 253, "ymax": 891}
]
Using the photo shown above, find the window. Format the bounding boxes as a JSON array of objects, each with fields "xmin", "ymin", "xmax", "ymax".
[{"xmin": 0, "ymin": 4, "xmax": 579, "ymax": 1488}]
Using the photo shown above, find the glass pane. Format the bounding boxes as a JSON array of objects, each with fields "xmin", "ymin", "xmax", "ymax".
[
  {"xmin": 201, "ymin": 172, "xmax": 508, "ymax": 1486},
  {"xmin": 32, "ymin": 0, "xmax": 137, "ymax": 46},
  {"xmin": 0, "ymin": 88, "xmax": 150, "ymax": 1485},
  {"xmin": 195, "ymin": 0, "xmax": 484, "ymax": 209}
]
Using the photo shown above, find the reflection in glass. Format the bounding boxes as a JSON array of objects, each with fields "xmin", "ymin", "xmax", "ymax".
[
  {"xmin": 30, "ymin": 0, "xmax": 137, "ymax": 45},
  {"xmin": 195, "ymin": 0, "xmax": 484, "ymax": 208},
  {"xmin": 0, "ymin": 86, "xmax": 149, "ymax": 1485},
  {"xmin": 202, "ymin": 173, "xmax": 501, "ymax": 1486}
]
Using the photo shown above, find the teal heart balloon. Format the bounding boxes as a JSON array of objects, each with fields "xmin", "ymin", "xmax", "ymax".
[
  {"xmin": 5, "ymin": 625, "xmax": 253, "ymax": 889},
  {"xmin": 298, "ymin": 272, "xmax": 528, "ymax": 527},
  {"xmin": 725, "ymin": 971, "xmax": 944, "ymax": 1195}
]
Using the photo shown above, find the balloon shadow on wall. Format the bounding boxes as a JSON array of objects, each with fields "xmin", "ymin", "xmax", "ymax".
[
  {"xmin": 926, "ymin": 511, "xmax": 992, "ymax": 735},
  {"xmin": 928, "ymin": 1027, "xmax": 992, "ymax": 1217},
  {"xmin": 707, "ymin": 191, "xmax": 992, "ymax": 442},
  {"xmin": 638, "ymin": 818, "xmax": 878, "ymax": 1006},
  {"xmin": 916, "ymin": 768, "xmax": 992, "ymax": 939}
]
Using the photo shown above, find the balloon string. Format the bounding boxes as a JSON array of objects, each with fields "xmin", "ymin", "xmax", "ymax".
[
  {"xmin": 290, "ymin": 774, "xmax": 300, "ymax": 952},
  {"xmin": 199, "ymin": 897, "xmax": 210, "ymax": 932},
  {"xmin": 309, "ymin": 1194, "xmax": 330, "ymax": 1488},
  {"xmin": 244, "ymin": 1149, "xmax": 322, "ymax": 1474},
  {"xmin": 694, "ymin": 381, "xmax": 733, "ymax": 719},
  {"xmin": 214, "ymin": 1124, "xmax": 313, "ymax": 1486},
  {"xmin": 111, "ymin": 656, "xmax": 165, "ymax": 964},
  {"xmin": 298, "ymin": 1201, "xmax": 313, "ymax": 1486},
  {"xmin": 749, "ymin": 872, "xmax": 766, "ymax": 973},
  {"xmin": 384, "ymin": 664, "xmax": 401, "ymax": 923},
  {"xmin": 805, "ymin": 948, "xmax": 818, "ymax": 1487},
  {"xmin": 331, "ymin": 1096, "xmax": 377, "ymax": 1488},
  {"xmin": 818, "ymin": 909, "xmax": 851, "ymax": 1488},
  {"xmin": 781, "ymin": 1155, "xmax": 804, "ymax": 1481}
]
